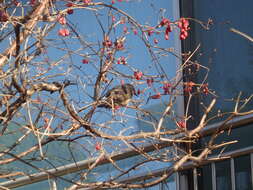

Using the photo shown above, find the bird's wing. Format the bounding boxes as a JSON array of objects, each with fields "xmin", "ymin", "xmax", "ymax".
[
  {"xmin": 99, "ymin": 84, "xmax": 133, "ymax": 108},
  {"xmin": 105, "ymin": 86, "xmax": 124, "ymax": 97}
]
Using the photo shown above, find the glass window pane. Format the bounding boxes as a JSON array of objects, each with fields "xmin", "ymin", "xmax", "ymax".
[
  {"xmin": 197, "ymin": 165, "xmax": 212, "ymax": 190},
  {"xmin": 179, "ymin": 170, "xmax": 192, "ymax": 190},
  {"xmin": 128, "ymin": 175, "xmax": 176, "ymax": 190},
  {"xmin": 234, "ymin": 155, "xmax": 252, "ymax": 190},
  {"xmin": 197, "ymin": 0, "xmax": 253, "ymax": 112},
  {"xmin": 184, "ymin": 0, "xmax": 253, "ymax": 121},
  {"xmin": 216, "ymin": 160, "xmax": 231, "ymax": 190},
  {"xmin": 162, "ymin": 174, "xmax": 176, "ymax": 190},
  {"xmin": 201, "ymin": 123, "xmax": 253, "ymax": 155}
]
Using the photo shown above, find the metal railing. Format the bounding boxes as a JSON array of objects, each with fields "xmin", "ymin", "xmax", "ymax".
[{"xmin": 1, "ymin": 113, "xmax": 253, "ymax": 189}]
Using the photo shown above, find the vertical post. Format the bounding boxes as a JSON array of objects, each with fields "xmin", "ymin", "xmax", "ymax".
[
  {"xmin": 179, "ymin": 172, "xmax": 189, "ymax": 190},
  {"xmin": 176, "ymin": 172, "xmax": 180, "ymax": 190},
  {"xmin": 172, "ymin": 0, "xmax": 184, "ymax": 118},
  {"xmin": 230, "ymin": 158, "xmax": 236, "ymax": 190},
  {"xmin": 193, "ymin": 168, "xmax": 198, "ymax": 190},
  {"xmin": 211, "ymin": 163, "xmax": 216, "ymax": 190},
  {"xmin": 250, "ymin": 153, "xmax": 253, "ymax": 190}
]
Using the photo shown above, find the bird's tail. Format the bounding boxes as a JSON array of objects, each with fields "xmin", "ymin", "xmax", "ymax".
[{"xmin": 97, "ymin": 102, "xmax": 111, "ymax": 108}]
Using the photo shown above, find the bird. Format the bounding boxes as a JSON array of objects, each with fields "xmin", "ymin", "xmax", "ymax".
[{"xmin": 98, "ymin": 83, "xmax": 136, "ymax": 108}]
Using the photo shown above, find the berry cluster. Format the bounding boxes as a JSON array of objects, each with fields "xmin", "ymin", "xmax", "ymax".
[
  {"xmin": 184, "ymin": 81, "xmax": 195, "ymax": 94},
  {"xmin": 159, "ymin": 18, "xmax": 172, "ymax": 40},
  {"xmin": 117, "ymin": 56, "xmax": 127, "ymax": 65},
  {"xmin": 103, "ymin": 36, "xmax": 113, "ymax": 48},
  {"xmin": 177, "ymin": 18, "xmax": 190, "ymax": 40},
  {"xmin": 159, "ymin": 17, "xmax": 190, "ymax": 41},
  {"xmin": 57, "ymin": 15, "xmax": 70, "ymax": 37},
  {"xmin": 201, "ymin": 83, "xmax": 209, "ymax": 95},
  {"xmin": 162, "ymin": 82, "xmax": 172, "ymax": 94},
  {"xmin": 114, "ymin": 39, "xmax": 124, "ymax": 50},
  {"xmin": 134, "ymin": 71, "xmax": 143, "ymax": 80}
]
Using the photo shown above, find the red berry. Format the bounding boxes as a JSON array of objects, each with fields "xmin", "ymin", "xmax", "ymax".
[
  {"xmin": 134, "ymin": 71, "xmax": 143, "ymax": 80},
  {"xmin": 154, "ymin": 38, "xmax": 158, "ymax": 44},
  {"xmin": 184, "ymin": 81, "xmax": 195, "ymax": 93},
  {"xmin": 133, "ymin": 29, "xmax": 138, "ymax": 35},
  {"xmin": 160, "ymin": 18, "xmax": 170, "ymax": 27},
  {"xmin": 114, "ymin": 41, "xmax": 124, "ymax": 50},
  {"xmin": 186, "ymin": 81, "xmax": 195, "ymax": 88},
  {"xmin": 162, "ymin": 83, "xmax": 171, "ymax": 94},
  {"xmin": 166, "ymin": 25, "xmax": 172, "ymax": 33},
  {"xmin": 103, "ymin": 37, "xmax": 113, "ymax": 48},
  {"xmin": 164, "ymin": 25, "xmax": 172, "ymax": 40},
  {"xmin": 180, "ymin": 34, "xmax": 187, "ymax": 40},
  {"xmin": 177, "ymin": 21, "xmax": 182, "ymax": 29},
  {"xmin": 83, "ymin": 0, "xmax": 91, "ymax": 4},
  {"xmin": 95, "ymin": 142, "xmax": 101, "ymax": 151},
  {"xmin": 147, "ymin": 30, "xmax": 154, "ymax": 36},
  {"xmin": 181, "ymin": 30, "xmax": 188, "ymax": 37},
  {"xmin": 117, "ymin": 56, "xmax": 126, "ymax": 64},
  {"xmin": 112, "ymin": 15, "xmax": 116, "ymax": 22},
  {"xmin": 57, "ymin": 16, "xmax": 66, "ymax": 25},
  {"xmin": 176, "ymin": 120, "xmax": 186, "ymax": 128},
  {"xmin": 67, "ymin": 9, "xmax": 74, "ymax": 14},
  {"xmin": 82, "ymin": 59, "xmax": 89, "ymax": 64},
  {"xmin": 165, "ymin": 33, "xmax": 169, "ymax": 40},
  {"xmin": 150, "ymin": 93, "xmax": 161, "ymax": 99},
  {"xmin": 43, "ymin": 117, "xmax": 48, "ymax": 123},
  {"xmin": 201, "ymin": 83, "xmax": 209, "ymax": 95},
  {"xmin": 58, "ymin": 28, "xmax": 70, "ymax": 37},
  {"xmin": 181, "ymin": 18, "xmax": 189, "ymax": 30}
]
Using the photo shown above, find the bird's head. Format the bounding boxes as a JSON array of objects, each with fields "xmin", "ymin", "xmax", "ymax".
[{"xmin": 123, "ymin": 83, "xmax": 137, "ymax": 97}]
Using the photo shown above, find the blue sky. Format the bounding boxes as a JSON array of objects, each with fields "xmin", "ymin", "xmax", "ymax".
[{"xmin": 0, "ymin": 0, "xmax": 182, "ymax": 188}]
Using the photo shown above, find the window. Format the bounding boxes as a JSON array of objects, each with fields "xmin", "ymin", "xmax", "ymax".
[{"xmin": 180, "ymin": 0, "xmax": 253, "ymax": 189}]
